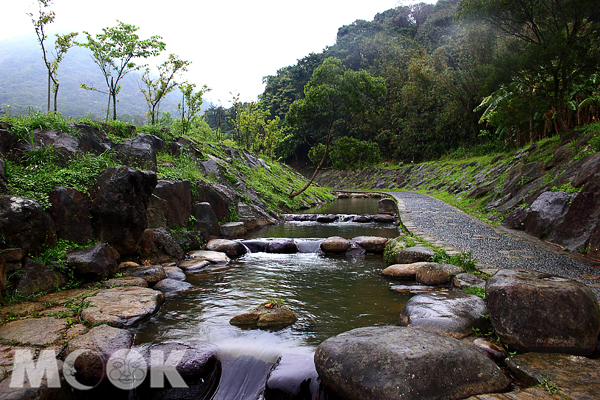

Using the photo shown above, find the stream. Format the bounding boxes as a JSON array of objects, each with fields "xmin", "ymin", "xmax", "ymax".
[{"xmin": 129, "ymin": 197, "xmax": 409, "ymax": 399}]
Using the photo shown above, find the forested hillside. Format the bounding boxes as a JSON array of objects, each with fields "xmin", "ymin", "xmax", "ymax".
[
  {"xmin": 0, "ymin": 35, "xmax": 202, "ymax": 121},
  {"xmin": 247, "ymin": 0, "xmax": 600, "ymax": 166}
]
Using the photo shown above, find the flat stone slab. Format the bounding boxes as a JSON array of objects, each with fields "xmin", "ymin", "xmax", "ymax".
[
  {"xmin": 36, "ymin": 288, "xmax": 97, "ymax": 305},
  {"xmin": 382, "ymin": 262, "xmax": 430, "ymax": 280},
  {"xmin": 81, "ymin": 287, "xmax": 164, "ymax": 328},
  {"xmin": 0, "ymin": 317, "xmax": 68, "ymax": 346},
  {"xmin": 505, "ymin": 352, "xmax": 600, "ymax": 399},
  {"xmin": 466, "ymin": 387, "xmax": 564, "ymax": 399},
  {"xmin": 390, "ymin": 284, "xmax": 448, "ymax": 294},
  {"xmin": 453, "ymin": 273, "xmax": 486, "ymax": 289},
  {"xmin": 178, "ymin": 259, "xmax": 211, "ymax": 272},
  {"xmin": 102, "ymin": 276, "xmax": 148, "ymax": 288},
  {"xmin": 394, "ymin": 246, "xmax": 435, "ymax": 264},
  {"xmin": 353, "ymin": 236, "xmax": 389, "ymax": 253},
  {"xmin": 187, "ymin": 250, "xmax": 230, "ymax": 264}
]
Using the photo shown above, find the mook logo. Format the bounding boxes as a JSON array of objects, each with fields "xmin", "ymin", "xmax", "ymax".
[{"xmin": 9, "ymin": 348, "xmax": 188, "ymax": 390}]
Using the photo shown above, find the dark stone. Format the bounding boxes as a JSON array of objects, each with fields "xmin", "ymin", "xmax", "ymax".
[
  {"xmin": 31, "ymin": 129, "xmax": 81, "ymax": 164},
  {"xmin": 48, "ymin": 186, "xmax": 93, "ymax": 243},
  {"xmin": 398, "ymin": 291, "xmax": 489, "ymax": 339},
  {"xmin": 13, "ymin": 258, "xmax": 67, "ymax": 297},
  {"xmin": 164, "ymin": 266, "xmax": 186, "ymax": 281},
  {"xmin": 377, "ymin": 198, "xmax": 397, "ymax": 214},
  {"xmin": 237, "ymin": 202, "xmax": 277, "ymax": 231},
  {"xmin": 523, "ymin": 191, "xmax": 574, "ymax": 237},
  {"xmin": 453, "ymin": 273, "xmax": 486, "ymax": 290},
  {"xmin": 545, "ymin": 145, "xmax": 572, "ymax": 169},
  {"xmin": 114, "ymin": 134, "xmax": 164, "ymax": 171},
  {"xmin": 90, "ymin": 167, "xmax": 157, "ymax": 255},
  {"xmin": 416, "ymin": 263, "xmax": 464, "ymax": 285},
  {"xmin": 242, "ymin": 240, "xmax": 269, "ymax": 253},
  {"xmin": 486, "ymin": 269, "xmax": 600, "ymax": 355},
  {"xmin": 153, "ymin": 278, "xmax": 194, "ymax": 294},
  {"xmin": 66, "ymin": 243, "xmax": 120, "ymax": 281},
  {"xmin": 146, "ymin": 194, "xmax": 169, "ymax": 229},
  {"xmin": 152, "ymin": 180, "xmax": 191, "ymax": 229},
  {"xmin": 265, "ymin": 353, "xmax": 323, "ymax": 400},
  {"xmin": 572, "ymin": 152, "xmax": 600, "ymax": 188},
  {"xmin": 134, "ymin": 341, "xmax": 221, "ymax": 400},
  {"xmin": 125, "ymin": 265, "xmax": 167, "ymax": 285},
  {"xmin": 501, "ymin": 162, "xmax": 544, "ymax": 196},
  {"xmin": 0, "ymin": 128, "xmax": 16, "ymax": 155},
  {"xmin": 70, "ymin": 122, "xmax": 112, "ymax": 155},
  {"xmin": 0, "ymin": 196, "xmax": 56, "ymax": 256},
  {"xmin": 501, "ymin": 206, "xmax": 529, "ymax": 230},
  {"xmin": 230, "ymin": 304, "xmax": 298, "ymax": 327},
  {"xmin": 206, "ymin": 239, "xmax": 247, "ymax": 258},
  {"xmin": 316, "ymin": 214, "xmax": 337, "ymax": 223},
  {"xmin": 0, "ymin": 157, "xmax": 6, "ymax": 192},
  {"xmin": 471, "ymin": 338, "xmax": 508, "ymax": 363},
  {"xmin": 170, "ymin": 231, "xmax": 205, "ymax": 252},
  {"xmin": 195, "ymin": 181, "xmax": 236, "ymax": 222},
  {"xmin": 220, "ymin": 222, "xmax": 247, "ymax": 238},
  {"xmin": 267, "ymin": 240, "xmax": 298, "ymax": 254},
  {"xmin": 314, "ymin": 326, "xmax": 510, "ymax": 400},
  {"xmin": 352, "ymin": 215, "xmax": 372, "ymax": 223},
  {"xmin": 138, "ymin": 227, "xmax": 185, "ymax": 264},
  {"xmin": 373, "ymin": 214, "xmax": 394, "ymax": 223},
  {"xmin": 191, "ymin": 202, "xmax": 221, "ymax": 237}
]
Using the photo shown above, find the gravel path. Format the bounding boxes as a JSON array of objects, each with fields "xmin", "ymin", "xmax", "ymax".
[{"xmin": 390, "ymin": 191, "xmax": 600, "ymax": 298}]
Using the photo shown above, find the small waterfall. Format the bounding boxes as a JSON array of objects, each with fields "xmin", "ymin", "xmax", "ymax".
[{"xmin": 296, "ymin": 240, "xmax": 323, "ymax": 253}]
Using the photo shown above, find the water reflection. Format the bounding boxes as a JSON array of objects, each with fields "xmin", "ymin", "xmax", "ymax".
[{"xmin": 299, "ymin": 196, "xmax": 380, "ymax": 215}]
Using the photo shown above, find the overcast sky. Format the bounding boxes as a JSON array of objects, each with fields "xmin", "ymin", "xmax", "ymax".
[{"xmin": 2, "ymin": 0, "xmax": 431, "ymax": 104}]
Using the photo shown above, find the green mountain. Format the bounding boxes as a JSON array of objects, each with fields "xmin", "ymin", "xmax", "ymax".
[{"xmin": 0, "ymin": 35, "xmax": 205, "ymax": 121}]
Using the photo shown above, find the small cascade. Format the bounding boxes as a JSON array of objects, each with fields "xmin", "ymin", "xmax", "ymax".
[{"xmin": 296, "ymin": 240, "xmax": 323, "ymax": 253}]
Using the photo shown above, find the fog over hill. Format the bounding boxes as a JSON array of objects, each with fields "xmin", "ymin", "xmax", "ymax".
[{"xmin": 0, "ymin": 35, "xmax": 209, "ymax": 121}]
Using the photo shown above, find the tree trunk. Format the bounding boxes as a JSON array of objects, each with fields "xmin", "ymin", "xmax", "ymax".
[
  {"xmin": 47, "ymin": 73, "xmax": 51, "ymax": 113},
  {"xmin": 289, "ymin": 133, "xmax": 332, "ymax": 198},
  {"xmin": 53, "ymin": 82, "xmax": 59, "ymax": 113}
]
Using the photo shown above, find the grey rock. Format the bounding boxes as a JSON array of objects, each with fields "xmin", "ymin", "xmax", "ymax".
[
  {"xmin": 416, "ymin": 263, "xmax": 464, "ymax": 285},
  {"xmin": 206, "ymin": 238, "xmax": 247, "ymax": 258},
  {"xmin": 220, "ymin": 221, "xmax": 247, "ymax": 238},
  {"xmin": 377, "ymin": 198, "xmax": 397, "ymax": 214},
  {"xmin": 66, "ymin": 243, "xmax": 120, "ymax": 281},
  {"xmin": 153, "ymin": 278, "xmax": 194, "ymax": 294},
  {"xmin": 394, "ymin": 246, "xmax": 435, "ymax": 264}
]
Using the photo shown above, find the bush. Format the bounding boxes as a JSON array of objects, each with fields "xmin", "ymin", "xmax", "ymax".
[{"xmin": 330, "ymin": 136, "xmax": 381, "ymax": 170}]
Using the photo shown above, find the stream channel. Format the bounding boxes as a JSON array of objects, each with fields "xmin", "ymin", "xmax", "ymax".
[{"xmin": 130, "ymin": 197, "xmax": 411, "ymax": 399}]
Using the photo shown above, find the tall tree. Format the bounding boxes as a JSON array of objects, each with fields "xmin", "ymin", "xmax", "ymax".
[
  {"xmin": 140, "ymin": 54, "xmax": 190, "ymax": 125},
  {"xmin": 79, "ymin": 21, "xmax": 166, "ymax": 120},
  {"xmin": 286, "ymin": 57, "xmax": 386, "ymax": 197},
  {"xmin": 28, "ymin": 0, "xmax": 77, "ymax": 113},
  {"xmin": 178, "ymin": 82, "xmax": 211, "ymax": 135}
]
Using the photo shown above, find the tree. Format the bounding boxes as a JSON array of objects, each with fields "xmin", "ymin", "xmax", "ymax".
[
  {"xmin": 140, "ymin": 54, "xmax": 190, "ymax": 125},
  {"xmin": 79, "ymin": 21, "xmax": 166, "ymax": 120},
  {"xmin": 286, "ymin": 57, "xmax": 386, "ymax": 197},
  {"xmin": 230, "ymin": 101, "xmax": 268, "ymax": 151},
  {"xmin": 178, "ymin": 82, "xmax": 210, "ymax": 135},
  {"xmin": 28, "ymin": 0, "xmax": 77, "ymax": 113}
]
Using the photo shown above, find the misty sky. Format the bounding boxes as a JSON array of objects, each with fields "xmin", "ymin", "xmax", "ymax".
[{"xmin": 2, "ymin": 0, "xmax": 432, "ymax": 104}]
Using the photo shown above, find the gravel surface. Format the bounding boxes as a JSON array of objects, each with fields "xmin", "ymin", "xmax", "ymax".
[{"xmin": 391, "ymin": 191, "xmax": 600, "ymax": 298}]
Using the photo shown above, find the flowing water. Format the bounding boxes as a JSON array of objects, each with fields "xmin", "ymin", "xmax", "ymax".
[{"xmin": 130, "ymin": 198, "xmax": 410, "ymax": 399}]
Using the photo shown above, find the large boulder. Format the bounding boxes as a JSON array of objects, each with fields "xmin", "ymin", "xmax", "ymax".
[
  {"xmin": 13, "ymin": 258, "xmax": 66, "ymax": 297},
  {"xmin": 377, "ymin": 198, "xmax": 397, "ymax": 214},
  {"xmin": 194, "ymin": 181, "xmax": 238, "ymax": 222},
  {"xmin": 416, "ymin": 263, "xmax": 464, "ymax": 285},
  {"xmin": 90, "ymin": 167, "xmax": 157, "ymax": 255},
  {"xmin": 138, "ymin": 227, "xmax": 185, "ymax": 264},
  {"xmin": 114, "ymin": 134, "xmax": 163, "ymax": 171},
  {"xmin": 31, "ymin": 129, "xmax": 81, "ymax": 164},
  {"xmin": 237, "ymin": 202, "xmax": 278, "ymax": 231},
  {"xmin": 393, "ymin": 246, "xmax": 435, "ymax": 264},
  {"xmin": 314, "ymin": 326, "xmax": 510, "ymax": 400},
  {"xmin": 125, "ymin": 265, "xmax": 167, "ymax": 285},
  {"xmin": 320, "ymin": 236, "xmax": 351, "ymax": 254},
  {"xmin": 134, "ymin": 341, "xmax": 221, "ymax": 400},
  {"xmin": 267, "ymin": 239, "xmax": 298, "ymax": 254},
  {"xmin": 152, "ymin": 180, "xmax": 191, "ymax": 229},
  {"xmin": 353, "ymin": 236, "xmax": 389, "ymax": 253},
  {"xmin": 523, "ymin": 191, "xmax": 574, "ymax": 237},
  {"xmin": 265, "ymin": 353, "xmax": 323, "ymax": 400},
  {"xmin": 398, "ymin": 291, "xmax": 488, "ymax": 339},
  {"xmin": 206, "ymin": 239, "xmax": 247, "ymax": 258},
  {"xmin": 190, "ymin": 202, "xmax": 221, "ymax": 237},
  {"xmin": 146, "ymin": 194, "xmax": 169, "ymax": 229},
  {"xmin": 48, "ymin": 186, "xmax": 93, "ymax": 243},
  {"xmin": 66, "ymin": 243, "xmax": 120, "ymax": 280},
  {"xmin": 486, "ymin": 269, "xmax": 600, "ymax": 355},
  {"xmin": 70, "ymin": 122, "xmax": 112, "ymax": 155},
  {"xmin": 0, "ymin": 196, "xmax": 56, "ymax": 256},
  {"xmin": 220, "ymin": 221, "xmax": 247, "ymax": 238}
]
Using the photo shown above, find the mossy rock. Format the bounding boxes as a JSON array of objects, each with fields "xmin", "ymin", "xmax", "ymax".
[{"xmin": 230, "ymin": 303, "xmax": 298, "ymax": 328}]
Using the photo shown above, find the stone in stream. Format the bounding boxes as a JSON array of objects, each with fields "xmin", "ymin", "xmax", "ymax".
[
  {"xmin": 220, "ymin": 221, "xmax": 247, "ymax": 238},
  {"xmin": 353, "ymin": 236, "xmax": 389, "ymax": 253},
  {"xmin": 206, "ymin": 238, "xmax": 247, "ymax": 258},
  {"xmin": 265, "ymin": 353, "xmax": 323, "ymax": 400},
  {"xmin": 486, "ymin": 269, "xmax": 600, "ymax": 356},
  {"xmin": 316, "ymin": 214, "xmax": 337, "ymax": 223},
  {"xmin": 153, "ymin": 278, "xmax": 194, "ymax": 294},
  {"xmin": 267, "ymin": 239, "xmax": 298, "ymax": 254},
  {"xmin": 320, "ymin": 236, "xmax": 351, "ymax": 253},
  {"xmin": 398, "ymin": 291, "xmax": 489, "ymax": 339},
  {"xmin": 125, "ymin": 264, "xmax": 167, "ymax": 285},
  {"xmin": 164, "ymin": 266, "xmax": 186, "ymax": 280},
  {"xmin": 314, "ymin": 326, "xmax": 510, "ymax": 400},
  {"xmin": 188, "ymin": 250, "xmax": 230, "ymax": 264},
  {"xmin": 373, "ymin": 214, "xmax": 395, "ymax": 223},
  {"xmin": 178, "ymin": 259, "xmax": 211, "ymax": 273},
  {"xmin": 242, "ymin": 239, "xmax": 269, "ymax": 253},
  {"xmin": 416, "ymin": 263, "xmax": 464, "ymax": 285},
  {"xmin": 81, "ymin": 287, "xmax": 164, "ymax": 328},
  {"xmin": 470, "ymin": 338, "xmax": 508, "ymax": 363},
  {"xmin": 377, "ymin": 198, "xmax": 397, "ymax": 214},
  {"xmin": 382, "ymin": 262, "xmax": 430, "ymax": 280},
  {"xmin": 505, "ymin": 352, "xmax": 600, "ymax": 399},
  {"xmin": 230, "ymin": 303, "xmax": 298, "ymax": 328},
  {"xmin": 133, "ymin": 340, "xmax": 221, "ymax": 400},
  {"xmin": 353, "ymin": 215, "xmax": 373, "ymax": 223},
  {"xmin": 393, "ymin": 246, "xmax": 435, "ymax": 264}
]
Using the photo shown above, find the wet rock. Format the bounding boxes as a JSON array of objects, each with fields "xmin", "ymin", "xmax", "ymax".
[
  {"xmin": 0, "ymin": 359, "xmax": 71, "ymax": 400},
  {"xmin": 265, "ymin": 353, "xmax": 323, "ymax": 400},
  {"xmin": 125, "ymin": 265, "xmax": 167, "ymax": 285},
  {"xmin": 320, "ymin": 236, "xmax": 350, "ymax": 254},
  {"xmin": 152, "ymin": 180, "xmax": 191, "ymax": 229},
  {"xmin": 154, "ymin": 278, "xmax": 194, "ymax": 294},
  {"xmin": 194, "ymin": 181, "xmax": 236, "ymax": 222},
  {"xmin": 0, "ymin": 196, "xmax": 56, "ymax": 256},
  {"xmin": 188, "ymin": 250, "xmax": 230, "ymax": 264},
  {"xmin": 505, "ymin": 352, "xmax": 600, "ymax": 399},
  {"xmin": 178, "ymin": 259, "xmax": 211, "ymax": 272},
  {"xmin": 14, "ymin": 258, "xmax": 66, "ymax": 297},
  {"xmin": 398, "ymin": 291, "xmax": 488, "ymax": 339},
  {"xmin": 102, "ymin": 276, "xmax": 148, "ymax": 288},
  {"xmin": 190, "ymin": 202, "xmax": 221, "ymax": 237},
  {"xmin": 523, "ymin": 191, "xmax": 574, "ymax": 237},
  {"xmin": 486, "ymin": 269, "xmax": 600, "ymax": 355},
  {"xmin": 373, "ymin": 214, "xmax": 394, "ymax": 223},
  {"xmin": 471, "ymin": 338, "xmax": 508, "ymax": 363},
  {"xmin": 392, "ymin": 246, "xmax": 435, "ymax": 264},
  {"xmin": 353, "ymin": 236, "xmax": 389, "ymax": 253},
  {"xmin": 267, "ymin": 239, "xmax": 298, "ymax": 254},
  {"xmin": 138, "ymin": 227, "xmax": 185, "ymax": 264},
  {"xmin": 314, "ymin": 326, "xmax": 510, "ymax": 400},
  {"xmin": 416, "ymin": 263, "xmax": 464, "ymax": 285},
  {"xmin": 66, "ymin": 243, "xmax": 119, "ymax": 280},
  {"xmin": 230, "ymin": 303, "xmax": 298, "ymax": 328},
  {"xmin": 91, "ymin": 167, "xmax": 157, "ymax": 255},
  {"xmin": 242, "ymin": 240, "xmax": 269, "ymax": 253},
  {"xmin": 353, "ymin": 215, "xmax": 372, "ymax": 223},
  {"xmin": 114, "ymin": 134, "xmax": 163, "ymax": 171},
  {"xmin": 146, "ymin": 193, "xmax": 169, "ymax": 229},
  {"xmin": 0, "ymin": 317, "xmax": 68, "ymax": 346},
  {"xmin": 381, "ymin": 262, "xmax": 429, "ymax": 280},
  {"xmin": 65, "ymin": 324, "xmax": 134, "ymax": 385},
  {"xmin": 345, "ymin": 242, "xmax": 366, "ymax": 256},
  {"xmin": 390, "ymin": 284, "xmax": 446, "ymax": 294},
  {"xmin": 220, "ymin": 221, "xmax": 247, "ymax": 238},
  {"xmin": 134, "ymin": 340, "xmax": 220, "ymax": 400},
  {"xmin": 453, "ymin": 273, "xmax": 486, "ymax": 289},
  {"xmin": 377, "ymin": 198, "xmax": 397, "ymax": 214},
  {"xmin": 48, "ymin": 186, "xmax": 93, "ymax": 243},
  {"xmin": 316, "ymin": 214, "xmax": 337, "ymax": 223},
  {"xmin": 206, "ymin": 239, "xmax": 247, "ymax": 258},
  {"xmin": 164, "ymin": 266, "xmax": 186, "ymax": 280},
  {"xmin": 81, "ymin": 287, "xmax": 164, "ymax": 328}
]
